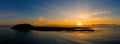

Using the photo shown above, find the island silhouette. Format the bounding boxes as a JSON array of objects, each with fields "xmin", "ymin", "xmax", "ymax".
[
  {"xmin": 11, "ymin": 24, "xmax": 34, "ymax": 32},
  {"xmin": 11, "ymin": 24, "xmax": 94, "ymax": 32}
]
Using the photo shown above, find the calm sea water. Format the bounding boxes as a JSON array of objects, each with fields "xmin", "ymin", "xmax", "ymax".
[{"xmin": 0, "ymin": 26, "xmax": 120, "ymax": 44}]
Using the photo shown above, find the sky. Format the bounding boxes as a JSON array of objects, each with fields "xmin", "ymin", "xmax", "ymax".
[{"xmin": 0, "ymin": 0, "xmax": 120, "ymax": 25}]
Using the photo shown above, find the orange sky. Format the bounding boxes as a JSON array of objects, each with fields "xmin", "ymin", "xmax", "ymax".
[
  {"xmin": 0, "ymin": 0, "xmax": 120, "ymax": 26},
  {"xmin": 0, "ymin": 20, "xmax": 119, "ymax": 26}
]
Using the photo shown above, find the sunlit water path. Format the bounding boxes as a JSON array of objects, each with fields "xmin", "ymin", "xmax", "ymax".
[{"xmin": 0, "ymin": 26, "xmax": 120, "ymax": 44}]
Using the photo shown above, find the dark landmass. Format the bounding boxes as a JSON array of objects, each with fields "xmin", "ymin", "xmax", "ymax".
[
  {"xmin": 87, "ymin": 24, "xmax": 120, "ymax": 28},
  {"xmin": 11, "ymin": 24, "xmax": 94, "ymax": 32},
  {"xmin": 11, "ymin": 24, "xmax": 34, "ymax": 32}
]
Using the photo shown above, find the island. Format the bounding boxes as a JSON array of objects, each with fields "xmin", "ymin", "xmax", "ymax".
[{"xmin": 11, "ymin": 24, "xmax": 94, "ymax": 32}]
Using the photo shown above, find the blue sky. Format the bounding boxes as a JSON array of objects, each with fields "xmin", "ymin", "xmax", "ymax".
[{"xmin": 0, "ymin": 0, "xmax": 120, "ymax": 25}]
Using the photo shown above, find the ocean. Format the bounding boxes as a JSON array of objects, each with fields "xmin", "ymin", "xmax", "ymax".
[{"xmin": 0, "ymin": 26, "xmax": 120, "ymax": 44}]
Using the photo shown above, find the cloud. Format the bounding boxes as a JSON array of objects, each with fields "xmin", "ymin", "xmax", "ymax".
[
  {"xmin": 38, "ymin": 16, "xmax": 45, "ymax": 22},
  {"xmin": 92, "ymin": 9, "xmax": 110, "ymax": 16},
  {"xmin": 52, "ymin": 6, "xmax": 67, "ymax": 15},
  {"xmin": 36, "ymin": 5, "xmax": 111, "ymax": 22},
  {"xmin": 88, "ymin": 17, "xmax": 111, "ymax": 21},
  {"xmin": 0, "ymin": 11, "xmax": 18, "ymax": 17},
  {"xmin": 76, "ymin": 8, "xmax": 111, "ymax": 20},
  {"xmin": 50, "ymin": 5, "xmax": 111, "ymax": 21},
  {"xmin": 37, "ymin": 5, "xmax": 68, "ymax": 15}
]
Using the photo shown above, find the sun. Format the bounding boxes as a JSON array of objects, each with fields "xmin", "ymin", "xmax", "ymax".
[{"xmin": 77, "ymin": 22, "xmax": 82, "ymax": 26}]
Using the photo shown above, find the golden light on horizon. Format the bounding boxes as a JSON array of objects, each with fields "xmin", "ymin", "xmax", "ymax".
[{"xmin": 77, "ymin": 22, "xmax": 82, "ymax": 26}]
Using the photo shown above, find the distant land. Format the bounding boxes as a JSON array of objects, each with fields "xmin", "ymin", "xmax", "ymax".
[
  {"xmin": 11, "ymin": 24, "xmax": 95, "ymax": 32},
  {"xmin": 85, "ymin": 24, "xmax": 120, "ymax": 28}
]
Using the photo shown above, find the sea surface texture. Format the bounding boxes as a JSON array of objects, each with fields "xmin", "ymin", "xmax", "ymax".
[{"xmin": 0, "ymin": 26, "xmax": 120, "ymax": 44}]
